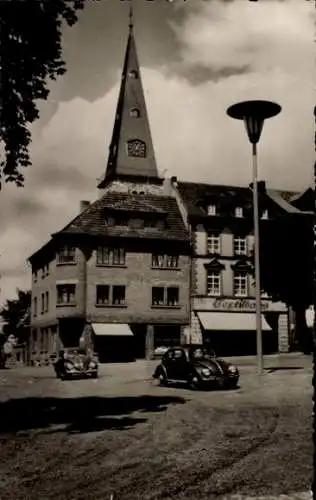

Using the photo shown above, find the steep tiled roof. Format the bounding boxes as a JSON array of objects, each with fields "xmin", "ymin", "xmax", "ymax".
[
  {"xmin": 106, "ymin": 198, "xmax": 165, "ymax": 213},
  {"xmin": 265, "ymin": 189, "xmax": 301, "ymax": 214},
  {"xmin": 98, "ymin": 22, "xmax": 158, "ymax": 187},
  {"xmin": 177, "ymin": 182, "xmax": 253, "ymax": 217},
  {"xmin": 55, "ymin": 192, "xmax": 189, "ymax": 242},
  {"xmin": 177, "ymin": 181, "xmax": 301, "ymax": 217}
]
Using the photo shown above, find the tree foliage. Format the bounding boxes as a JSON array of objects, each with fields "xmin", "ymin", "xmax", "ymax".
[
  {"xmin": 257, "ymin": 213, "xmax": 314, "ymax": 309},
  {"xmin": 0, "ymin": 0, "xmax": 85, "ymax": 189},
  {"xmin": 0, "ymin": 289, "xmax": 31, "ymax": 342},
  {"xmin": 253, "ymin": 212, "xmax": 314, "ymax": 352}
]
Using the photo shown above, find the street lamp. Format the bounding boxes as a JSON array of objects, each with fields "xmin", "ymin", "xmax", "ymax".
[{"xmin": 227, "ymin": 100, "xmax": 281, "ymax": 375}]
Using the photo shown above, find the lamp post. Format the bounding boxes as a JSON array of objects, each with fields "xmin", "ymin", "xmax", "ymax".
[{"xmin": 227, "ymin": 100, "xmax": 281, "ymax": 375}]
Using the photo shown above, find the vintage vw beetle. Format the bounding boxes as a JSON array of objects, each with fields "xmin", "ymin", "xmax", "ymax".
[
  {"xmin": 153, "ymin": 345, "xmax": 239, "ymax": 390},
  {"xmin": 54, "ymin": 348, "xmax": 99, "ymax": 380}
]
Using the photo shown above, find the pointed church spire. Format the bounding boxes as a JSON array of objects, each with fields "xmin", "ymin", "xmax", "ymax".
[
  {"xmin": 98, "ymin": 5, "xmax": 159, "ymax": 188},
  {"xmin": 128, "ymin": 2, "xmax": 133, "ymax": 31}
]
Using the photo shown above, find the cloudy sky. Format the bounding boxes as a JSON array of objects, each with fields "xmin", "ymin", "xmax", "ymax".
[{"xmin": 0, "ymin": 0, "xmax": 314, "ymax": 304}]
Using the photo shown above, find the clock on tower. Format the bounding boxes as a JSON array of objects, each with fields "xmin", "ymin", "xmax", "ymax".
[{"xmin": 127, "ymin": 139, "xmax": 146, "ymax": 158}]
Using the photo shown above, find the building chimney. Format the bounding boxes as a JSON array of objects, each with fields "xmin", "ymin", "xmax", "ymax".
[
  {"xmin": 249, "ymin": 181, "xmax": 266, "ymax": 193},
  {"xmin": 171, "ymin": 176, "xmax": 178, "ymax": 186},
  {"xmin": 80, "ymin": 200, "xmax": 90, "ymax": 212}
]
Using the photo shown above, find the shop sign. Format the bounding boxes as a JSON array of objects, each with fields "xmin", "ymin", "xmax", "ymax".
[{"xmin": 193, "ymin": 297, "xmax": 287, "ymax": 313}]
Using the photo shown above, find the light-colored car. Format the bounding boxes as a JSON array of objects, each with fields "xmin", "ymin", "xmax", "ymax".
[{"xmin": 54, "ymin": 348, "xmax": 99, "ymax": 380}]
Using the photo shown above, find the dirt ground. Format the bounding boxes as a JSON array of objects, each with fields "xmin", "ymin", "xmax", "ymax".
[{"xmin": 0, "ymin": 354, "xmax": 313, "ymax": 500}]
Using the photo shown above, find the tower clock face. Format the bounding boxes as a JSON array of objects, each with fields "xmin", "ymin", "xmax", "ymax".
[{"xmin": 127, "ymin": 139, "xmax": 146, "ymax": 158}]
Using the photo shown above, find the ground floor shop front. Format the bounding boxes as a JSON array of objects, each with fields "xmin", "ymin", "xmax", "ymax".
[
  {"xmin": 183, "ymin": 297, "xmax": 290, "ymax": 356},
  {"xmin": 29, "ymin": 319, "xmax": 184, "ymax": 364}
]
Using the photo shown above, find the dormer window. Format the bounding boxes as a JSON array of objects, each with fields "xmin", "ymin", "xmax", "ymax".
[
  {"xmin": 235, "ymin": 207, "xmax": 243, "ymax": 218},
  {"xmin": 261, "ymin": 209, "xmax": 269, "ymax": 220},
  {"xmin": 129, "ymin": 70, "xmax": 138, "ymax": 79},
  {"xmin": 130, "ymin": 108, "xmax": 140, "ymax": 118},
  {"xmin": 207, "ymin": 204, "xmax": 216, "ymax": 216}
]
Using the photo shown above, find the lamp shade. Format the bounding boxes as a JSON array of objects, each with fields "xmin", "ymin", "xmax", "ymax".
[{"xmin": 227, "ymin": 100, "xmax": 281, "ymax": 144}]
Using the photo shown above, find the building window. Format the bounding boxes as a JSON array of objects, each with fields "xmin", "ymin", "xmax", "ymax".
[
  {"xmin": 130, "ymin": 108, "xmax": 140, "ymax": 118},
  {"xmin": 152, "ymin": 254, "xmax": 179, "ymax": 268},
  {"xmin": 33, "ymin": 271, "xmax": 38, "ymax": 283},
  {"xmin": 207, "ymin": 271, "xmax": 221, "ymax": 296},
  {"xmin": 152, "ymin": 287, "xmax": 165, "ymax": 306},
  {"xmin": 97, "ymin": 247, "xmax": 125, "ymax": 266},
  {"xmin": 96, "ymin": 285, "xmax": 110, "ymax": 305},
  {"xmin": 112, "ymin": 286, "xmax": 126, "ymax": 305},
  {"xmin": 235, "ymin": 207, "xmax": 243, "ymax": 218},
  {"xmin": 57, "ymin": 246, "xmax": 76, "ymax": 264},
  {"xmin": 166, "ymin": 255, "xmax": 179, "ymax": 268},
  {"xmin": 152, "ymin": 254, "xmax": 165, "ymax": 268},
  {"xmin": 233, "ymin": 272, "xmax": 248, "ymax": 297},
  {"xmin": 45, "ymin": 292, "xmax": 49, "ymax": 313},
  {"xmin": 207, "ymin": 204, "xmax": 216, "ymax": 216},
  {"xmin": 41, "ymin": 293, "xmax": 45, "ymax": 314},
  {"xmin": 233, "ymin": 236, "xmax": 247, "ymax": 256},
  {"xmin": 33, "ymin": 297, "xmax": 37, "ymax": 317},
  {"xmin": 152, "ymin": 287, "xmax": 179, "ymax": 307},
  {"xmin": 129, "ymin": 70, "xmax": 138, "ymax": 79},
  {"xmin": 57, "ymin": 284, "xmax": 76, "ymax": 305},
  {"xmin": 167, "ymin": 287, "xmax": 179, "ymax": 306},
  {"xmin": 41, "ymin": 264, "xmax": 49, "ymax": 279},
  {"xmin": 207, "ymin": 233, "xmax": 220, "ymax": 254},
  {"xmin": 261, "ymin": 209, "xmax": 269, "ymax": 220},
  {"xmin": 115, "ymin": 217, "xmax": 129, "ymax": 226}
]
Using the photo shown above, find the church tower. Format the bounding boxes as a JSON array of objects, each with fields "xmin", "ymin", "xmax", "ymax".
[{"xmin": 98, "ymin": 8, "xmax": 162, "ymax": 190}]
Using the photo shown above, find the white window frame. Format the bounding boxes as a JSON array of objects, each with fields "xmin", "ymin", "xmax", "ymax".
[
  {"xmin": 235, "ymin": 207, "xmax": 243, "ymax": 218},
  {"xmin": 206, "ymin": 271, "xmax": 221, "ymax": 296},
  {"xmin": 206, "ymin": 233, "xmax": 221, "ymax": 254},
  {"xmin": 233, "ymin": 272, "xmax": 248, "ymax": 297},
  {"xmin": 207, "ymin": 204, "xmax": 216, "ymax": 216},
  {"xmin": 233, "ymin": 236, "xmax": 247, "ymax": 256}
]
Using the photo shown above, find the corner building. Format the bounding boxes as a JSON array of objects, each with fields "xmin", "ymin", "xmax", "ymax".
[{"xmin": 28, "ymin": 20, "xmax": 191, "ymax": 363}]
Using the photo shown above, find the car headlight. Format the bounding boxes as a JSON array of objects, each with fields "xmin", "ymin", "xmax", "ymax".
[
  {"xmin": 228, "ymin": 365, "xmax": 238, "ymax": 373},
  {"xmin": 201, "ymin": 368, "xmax": 211, "ymax": 377},
  {"xmin": 89, "ymin": 362, "xmax": 96, "ymax": 368}
]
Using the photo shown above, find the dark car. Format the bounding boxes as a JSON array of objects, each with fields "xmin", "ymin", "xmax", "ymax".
[
  {"xmin": 153, "ymin": 345, "xmax": 239, "ymax": 390},
  {"xmin": 54, "ymin": 348, "xmax": 99, "ymax": 380}
]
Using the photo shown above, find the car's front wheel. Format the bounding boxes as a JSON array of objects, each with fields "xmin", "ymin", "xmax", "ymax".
[
  {"xmin": 158, "ymin": 371, "xmax": 168, "ymax": 386},
  {"xmin": 189, "ymin": 374, "xmax": 201, "ymax": 390}
]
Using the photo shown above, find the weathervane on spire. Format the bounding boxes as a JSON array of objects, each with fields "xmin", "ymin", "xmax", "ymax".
[{"xmin": 128, "ymin": 1, "xmax": 134, "ymax": 31}]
